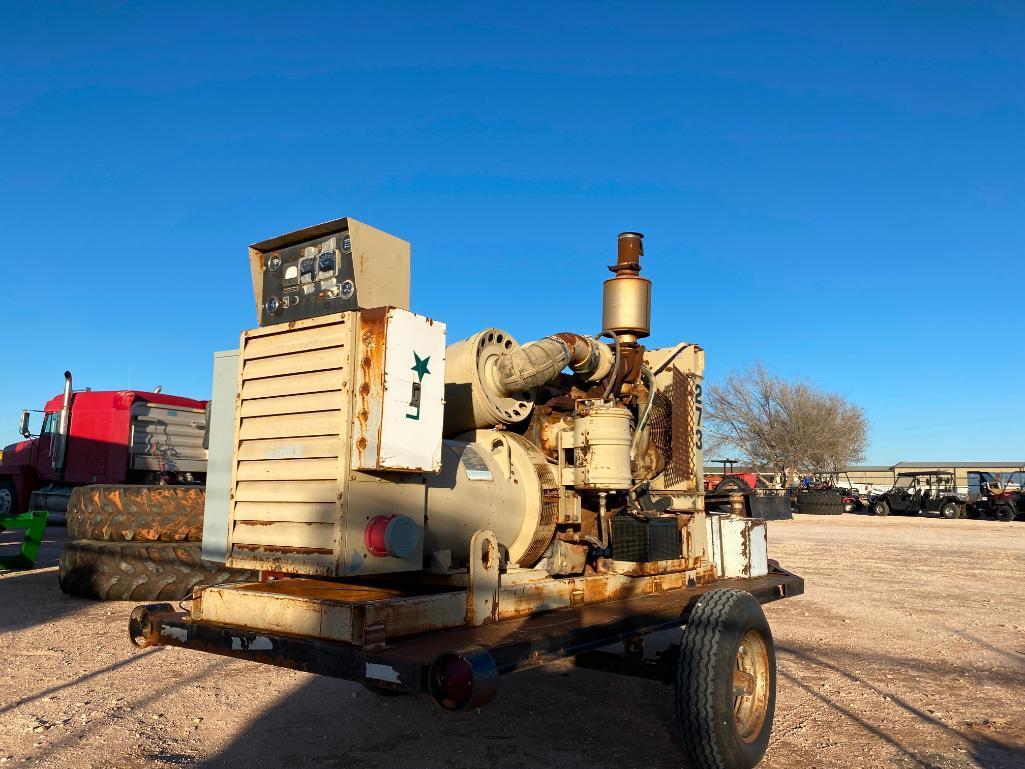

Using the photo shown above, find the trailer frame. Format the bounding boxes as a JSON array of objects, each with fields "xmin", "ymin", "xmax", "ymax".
[{"xmin": 130, "ymin": 562, "xmax": 802, "ymax": 704}]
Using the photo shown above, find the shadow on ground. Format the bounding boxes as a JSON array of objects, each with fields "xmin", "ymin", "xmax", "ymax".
[
  {"xmin": 0, "ymin": 525, "xmax": 86, "ymax": 633},
  {"xmin": 778, "ymin": 642, "xmax": 1025, "ymax": 769},
  {"xmin": 190, "ymin": 637, "xmax": 1025, "ymax": 769},
  {"xmin": 195, "ymin": 665, "xmax": 684, "ymax": 769}
]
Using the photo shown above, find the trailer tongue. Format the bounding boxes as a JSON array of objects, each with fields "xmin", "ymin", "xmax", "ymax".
[{"xmin": 130, "ymin": 218, "xmax": 804, "ymax": 769}]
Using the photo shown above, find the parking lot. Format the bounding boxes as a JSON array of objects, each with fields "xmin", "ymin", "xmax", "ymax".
[{"xmin": 2, "ymin": 513, "xmax": 1023, "ymax": 769}]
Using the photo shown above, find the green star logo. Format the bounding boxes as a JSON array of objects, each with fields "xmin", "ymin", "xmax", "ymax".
[
  {"xmin": 411, "ymin": 352, "xmax": 431, "ymax": 382},
  {"xmin": 406, "ymin": 351, "xmax": 431, "ymax": 421}
]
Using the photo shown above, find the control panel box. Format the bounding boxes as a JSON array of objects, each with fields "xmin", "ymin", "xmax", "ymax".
[
  {"xmin": 225, "ymin": 309, "xmax": 445, "ymax": 578},
  {"xmin": 249, "ymin": 218, "xmax": 410, "ymax": 327}
]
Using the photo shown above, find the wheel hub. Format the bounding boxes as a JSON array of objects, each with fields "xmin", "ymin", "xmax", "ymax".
[
  {"xmin": 733, "ymin": 628, "xmax": 770, "ymax": 743},
  {"xmin": 0, "ymin": 488, "xmax": 12, "ymax": 516}
]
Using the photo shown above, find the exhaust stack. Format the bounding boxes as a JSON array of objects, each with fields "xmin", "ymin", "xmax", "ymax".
[
  {"xmin": 51, "ymin": 371, "xmax": 73, "ymax": 474},
  {"xmin": 602, "ymin": 231, "xmax": 651, "ymax": 345}
]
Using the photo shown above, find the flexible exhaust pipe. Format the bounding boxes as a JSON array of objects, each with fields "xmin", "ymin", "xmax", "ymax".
[{"xmin": 492, "ymin": 333, "xmax": 613, "ymax": 396}]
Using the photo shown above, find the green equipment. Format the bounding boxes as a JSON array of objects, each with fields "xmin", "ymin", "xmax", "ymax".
[{"xmin": 0, "ymin": 510, "xmax": 49, "ymax": 572}]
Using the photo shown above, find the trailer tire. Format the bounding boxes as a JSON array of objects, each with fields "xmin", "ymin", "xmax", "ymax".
[
  {"xmin": 796, "ymin": 490, "xmax": 843, "ymax": 515},
  {"xmin": 939, "ymin": 501, "xmax": 959, "ymax": 520},
  {"xmin": 675, "ymin": 589, "xmax": 775, "ymax": 769},
  {"xmin": 0, "ymin": 479, "xmax": 17, "ymax": 517},
  {"xmin": 67, "ymin": 485, "xmax": 205, "ymax": 542},
  {"xmin": 873, "ymin": 499, "xmax": 890, "ymax": 517},
  {"xmin": 59, "ymin": 540, "xmax": 256, "ymax": 601}
]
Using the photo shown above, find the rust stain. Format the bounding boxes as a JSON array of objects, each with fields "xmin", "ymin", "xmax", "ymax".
[{"xmin": 354, "ymin": 308, "xmax": 389, "ymax": 469}]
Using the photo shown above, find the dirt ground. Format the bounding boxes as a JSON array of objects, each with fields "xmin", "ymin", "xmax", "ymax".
[{"xmin": 2, "ymin": 514, "xmax": 1023, "ymax": 769}]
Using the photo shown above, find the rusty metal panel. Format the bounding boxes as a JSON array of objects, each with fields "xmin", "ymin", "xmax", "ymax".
[
  {"xmin": 706, "ymin": 516, "xmax": 768, "ymax": 579},
  {"xmin": 351, "ymin": 308, "xmax": 446, "ymax": 473},
  {"xmin": 193, "ymin": 579, "xmax": 467, "ymax": 644},
  {"xmin": 196, "ymin": 581, "xmax": 356, "ymax": 642}
]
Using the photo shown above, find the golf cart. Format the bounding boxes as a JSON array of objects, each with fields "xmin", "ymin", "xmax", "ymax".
[{"xmin": 871, "ymin": 471, "xmax": 966, "ymax": 519}]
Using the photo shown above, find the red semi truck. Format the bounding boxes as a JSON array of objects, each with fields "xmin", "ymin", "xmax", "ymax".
[{"xmin": 0, "ymin": 372, "xmax": 207, "ymax": 518}]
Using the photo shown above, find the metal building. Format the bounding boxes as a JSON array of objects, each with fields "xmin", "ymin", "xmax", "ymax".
[{"xmin": 844, "ymin": 462, "xmax": 1025, "ymax": 490}]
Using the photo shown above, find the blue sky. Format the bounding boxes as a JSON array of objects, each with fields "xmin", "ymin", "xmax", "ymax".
[{"xmin": 1, "ymin": 2, "xmax": 1022, "ymax": 463}]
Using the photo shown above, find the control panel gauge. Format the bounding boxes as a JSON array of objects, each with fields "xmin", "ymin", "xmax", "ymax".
[{"xmin": 256, "ymin": 231, "xmax": 358, "ymax": 326}]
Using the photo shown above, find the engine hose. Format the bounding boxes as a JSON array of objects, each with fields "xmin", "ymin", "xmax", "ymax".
[
  {"xmin": 629, "ymin": 366, "xmax": 657, "ymax": 461},
  {"xmin": 598, "ymin": 330, "xmax": 621, "ymax": 401},
  {"xmin": 584, "ymin": 492, "xmax": 610, "ymax": 551}
]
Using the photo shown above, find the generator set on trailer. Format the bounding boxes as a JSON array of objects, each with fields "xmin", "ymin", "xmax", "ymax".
[{"xmin": 129, "ymin": 218, "xmax": 804, "ymax": 769}]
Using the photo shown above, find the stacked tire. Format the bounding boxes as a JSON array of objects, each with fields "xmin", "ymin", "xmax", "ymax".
[
  {"xmin": 59, "ymin": 485, "xmax": 256, "ymax": 601},
  {"xmin": 795, "ymin": 489, "xmax": 845, "ymax": 515}
]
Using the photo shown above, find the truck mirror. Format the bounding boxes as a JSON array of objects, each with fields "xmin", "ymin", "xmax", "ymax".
[{"xmin": 18, "ymin": 410, "xmax": 31, "ymax": 438}]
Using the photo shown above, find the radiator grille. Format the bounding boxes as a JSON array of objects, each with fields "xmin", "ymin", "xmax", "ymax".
[
  {"xmin": 649, "ymin": 367, "xmax": 697, "ymax": 490},
  {"xmin": 227, "ymin": 315, "xmax": 351, "ymax": 576}
]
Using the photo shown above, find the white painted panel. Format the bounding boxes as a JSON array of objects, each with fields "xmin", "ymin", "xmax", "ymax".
[
  {"xmin": 378, "ymin": 309, "xmax": 446, "ymax": 472},
  {"xmin": 748, "ymin": 520, "xmax": 769, "ymax": 577},
  {"xmin": 716, "ymin": 517, "xmax": 768, "ymax": 578}
]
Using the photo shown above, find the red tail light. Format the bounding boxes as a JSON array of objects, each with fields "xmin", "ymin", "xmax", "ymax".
[{"xmin": 427, "ymin": 648, "xmax": 498, "ymax": 711}]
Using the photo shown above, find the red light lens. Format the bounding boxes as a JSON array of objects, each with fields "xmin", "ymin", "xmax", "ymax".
[
  {"xmin": 364, "ymin": 515, "xmax": 392, "ymax": 557},
  {"xmin": 430, "ymin": 655, "xmax": 474, "ymax": 710}
]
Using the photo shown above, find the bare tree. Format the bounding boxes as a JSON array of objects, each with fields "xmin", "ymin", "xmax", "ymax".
[{"xmin": 705, "ymin": 363, "xmax": 867, "ymax": 486}]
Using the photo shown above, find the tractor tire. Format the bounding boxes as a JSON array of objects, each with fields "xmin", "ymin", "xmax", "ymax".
[
  {"xmin": 67, "ymin": 485, "xmax": 205, "ymax": 542},
  {"xmin": 796, "ymin": 490, "xmax": 843, "ymax": 515},
  {"xmin": 0, "ymin": 479, "xmax": 18, "ymax": 518},
  {"xmin": 675, "ymin": 589, "xmax": 775, "ymax": 769},
  {"xmin": 59, "ymin": 540, "xmax": 256, "ymax": 601},
  {"xmin": 939, "ymin": 501, "xmax": 960, "ymax": 520},
  {"xmin": 715, "ymin": 477, "xmax": 752, "ymax": 494}
]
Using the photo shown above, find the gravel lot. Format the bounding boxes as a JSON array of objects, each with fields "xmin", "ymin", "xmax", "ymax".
[{"xmin": 2, "ymin": 514, "xmax": 1023, "ymax": 769}]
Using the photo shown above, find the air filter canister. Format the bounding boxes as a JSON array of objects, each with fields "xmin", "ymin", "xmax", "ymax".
[{"xmin": 573, "ymin": 403, "xmax": 633, "ymax": 490}]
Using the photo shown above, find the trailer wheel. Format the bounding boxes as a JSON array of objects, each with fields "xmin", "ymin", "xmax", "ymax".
[
  {"xmin": 59, "ymin": 540, "xmax": 256, "ymax": 601},
  {"xmin": 939, "ymin": 502, "xmax": 959, "ymax": 520},
  {"xmin": 873, "ymin": 499, "xmax": 890, "ymax": 517},
  {"xmin": 675, "ymin": 589, "xmax": 775, "ymax": 769},
  {"xmin": 0, "ymin": 480, "xmax": 17, "ymax": 517}
]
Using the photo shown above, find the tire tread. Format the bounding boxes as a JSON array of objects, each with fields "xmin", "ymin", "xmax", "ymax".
[
  {"xmin": 67, "ymin": 485, "xmax": 205, "ymax": 542},
  {"xmin": 59, "ymin": 540, "xmax": 255, "ymax": 601}
]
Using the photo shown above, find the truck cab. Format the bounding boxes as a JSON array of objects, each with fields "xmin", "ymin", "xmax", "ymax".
[{"xmin": 0, "ymin": 372, "xmax": 207, "ymax": 517}]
